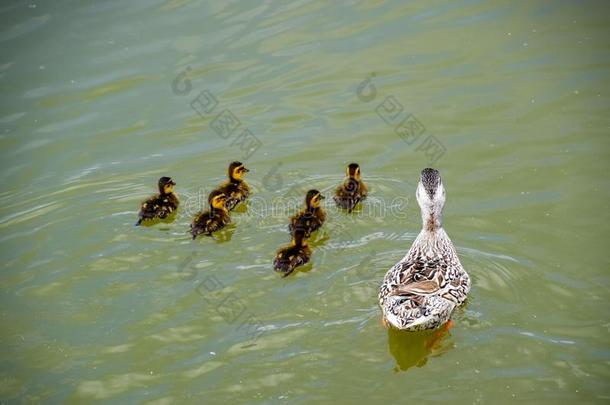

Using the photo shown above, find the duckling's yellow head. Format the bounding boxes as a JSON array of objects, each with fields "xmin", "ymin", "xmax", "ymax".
[
  {"xmin": 208, "ymin": 190, "xmax": 227, "ymax": 210},
  {"xmin": 346, "ymin": 163, "xmax": 361, "ymax": 180},
  {"xmin": 228, "ymin": 161, "xmax": 249, "ymax": 181},
  {"xmin": 158, "ymin": 177, "xmax": 176, "ymax": 194},
  {"xmin": 305, "ymin": 189, "xmax": 324, "ymax": 208}
]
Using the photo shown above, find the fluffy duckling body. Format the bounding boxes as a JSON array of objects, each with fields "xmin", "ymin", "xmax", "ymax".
[
  {"xmin": 334, "ymin": 163, "xmax": 367, "ymax": 213},
  {"xmin": 378, "ymin": 168, "xmax": 470, "ymax": 331},
  {"xmin": 136, "ymin": 177, "xmax": 179, "ymax": 225},
  {"xmin": 273, "ymin": 229, "xmax": 311, "ymax": 277},
  {"xmin": 289, "ymin": 189, "xmax": 326, "ymax": 238},
  {"xmin": 215, "ymin": 161, "xmax": 250, "ymax": 211},
  {"xmin": 190, "ymin": 190, "xmax": 230, "ymax": 238}
]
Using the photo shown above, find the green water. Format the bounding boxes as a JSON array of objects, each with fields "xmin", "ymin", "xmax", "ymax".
[{"xmin": 1, "ymin": 0, "xmax": 609, "ymax": 403}]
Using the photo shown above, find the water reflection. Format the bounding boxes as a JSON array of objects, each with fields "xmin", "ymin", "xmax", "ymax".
[
  {"xmin": 210, "ymin": 224, "xmax": 235, "ymax": 243},
  {"xmin": 231, "ymin": 201, "xmax": 249, "ymax": 214},
  {"xmin": 136, "ymin": 211, "xmax": 177, "ymax": 227},
  {"xmin": 387, "ymin": 324, "xmax": 453, "ymax": 372}
]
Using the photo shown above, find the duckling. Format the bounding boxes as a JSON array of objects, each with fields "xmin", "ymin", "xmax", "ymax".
[
  {"xmin": 334, "ymin": 163, "xmax": 367, "ymax": 212},
  {"xmin": 378, "ymin": 168, "xmax": 470, "ymax": 331},
  {"xmin": 135, "ymin": 177, "xmax": 179, "ymax": 226},
  {"xmin": 190, "ymin": 190, "xmax": 230, "ymax": 239},
  {"xmin": 273, "ymin": 228, "xmax": 311, "ymax": 277},
  {"xmin": 215, "ymin": 161, "xmax": 250, "ymax": 211},
  {"xmin": 288, "ymin": 189, "xmax": 326, "ymax": 238}
]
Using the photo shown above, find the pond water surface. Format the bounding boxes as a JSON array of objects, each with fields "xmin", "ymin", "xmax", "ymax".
[{"xmin": 1, "ymin": 1, "xmax": 609, "ymax": 403}]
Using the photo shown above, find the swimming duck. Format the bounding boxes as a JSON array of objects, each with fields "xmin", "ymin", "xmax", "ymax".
[
  {"xmin": 334, "ymin": 163, "xmax": 367, "ymax": 212},
  {"xmin": 215, "ymin": 161, "xmax": 250, "ymax": 211},
  {"xmin": 273, "ymin": 229, "xmax": 311, "ymax": 277},
  {"xmin": 378, "ymin": 168, "xmax": 470, "ymax": 331},
  {"xmin": 190, "ymin": 190, "xmax": 230, "ymax": 239},
  {"xmin": 289, "ymin": 189, "xmax": 326, "ymax": 238},
  {"xmin": 135, "ymin": 177, "xmax": 179, "ymax": 225}
]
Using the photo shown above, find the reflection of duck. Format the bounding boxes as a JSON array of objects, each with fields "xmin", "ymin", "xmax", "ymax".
[
  {"xmin": 379, "ymin": 168, "xmax": 470, "ymax": 330},
  {"xmin": 387, "ymin": 322, "xmax": 452, "ymax": 372}
]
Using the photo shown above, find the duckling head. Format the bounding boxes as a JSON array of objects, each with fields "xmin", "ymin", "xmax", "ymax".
[
  {"xmin": 415, "ymin": 168, "xmax": 445, "ymax": 230},
  {"xmin": 158, "ymin": 177, "xmax": 176, "ymax": 194},
  {"xmin": 291, "ymin": 228, "xmax": 308, "ymax": 247},
  {"xmin": 208, "ymin": 190, "xmax": 228, "ymax": 210},
  {"xmin": 346, "ymin": 163, "xmax": 361, "ymax": 180},
  {"xmin": 228, "ymin": 161, "xmax": 249, "ymax": 181},
  {"xmin": 305, "ymin": 189, "xmax": 325, "ymax": 209}
]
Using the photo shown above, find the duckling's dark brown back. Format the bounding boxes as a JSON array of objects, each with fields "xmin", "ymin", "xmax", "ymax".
[{"xmin": 273, "ymin": 244, "xmax": 311, "ymax": 276}]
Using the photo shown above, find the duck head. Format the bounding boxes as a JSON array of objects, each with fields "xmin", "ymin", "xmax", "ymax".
[
  {"xmin": 305, "ymin": 189, "xmax": 324, "ymax": 209},
  {"xmin": 291, "ymin": 228, "xmax": 308, "ymax": 247},
  {"xmin": 208, "ymin": 190, "xmax": 228, "ymax": 210},
  {"xmin": 158, "ymin": 177, "xmax": 176, "ymax": 194},
  {"xmin": 415, "ymin": 168, "xmax": 445, "ymax": 231},
  {"xmin": 228, "ymin": 161, "xmax": 249, "ymax": 181},
  {"xmin": 346, "ymin": 163, "xmax": 361, "ymax": 180}
]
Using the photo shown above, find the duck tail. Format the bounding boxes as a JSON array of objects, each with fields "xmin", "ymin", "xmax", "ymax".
[
  {"xmin": 273, "ymin": 257, "xmax": 293, "ymax": 277},
  {"xmin": 276, "ymin": 265, "xmax": 295, "ymax": 277}
]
